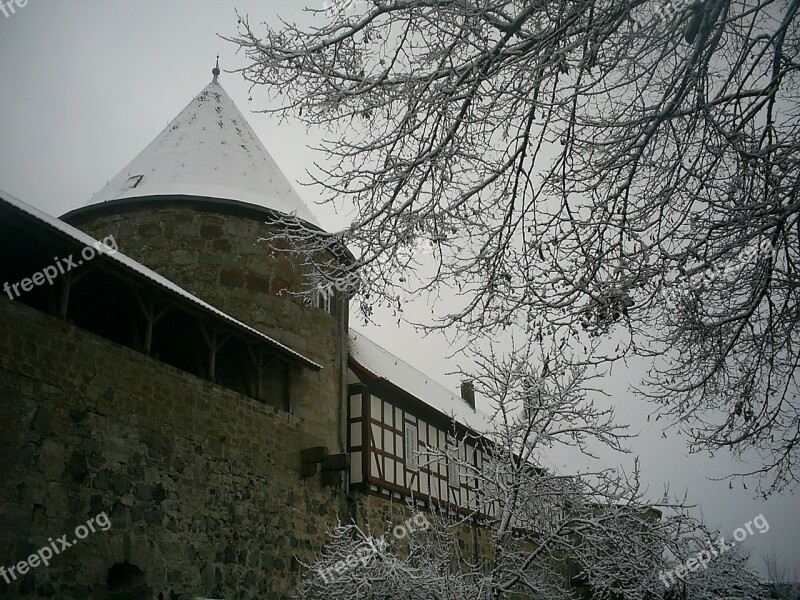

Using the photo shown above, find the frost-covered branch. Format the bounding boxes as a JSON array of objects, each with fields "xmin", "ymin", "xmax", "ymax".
[
  {"xmin": 228, "ymin": 0, "xmax": 800, "ymax": 492},
  {"xmin": 295, "ymin": 341, "xmax": 710, "ymax": 599}
]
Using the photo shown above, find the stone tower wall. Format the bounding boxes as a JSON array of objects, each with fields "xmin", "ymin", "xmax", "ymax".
[
  {"xmin": 0, "ymin": 298, "xmax": 347, "ymax": 599},
  {"xmin": 66, "ymin": 203, "xmax": 347, "ymax": 452}
]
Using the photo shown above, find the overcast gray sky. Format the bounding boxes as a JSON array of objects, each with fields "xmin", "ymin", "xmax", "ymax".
[{"xmin": 0, "ymin": 0, "xmax": 796, "ymax": 578}]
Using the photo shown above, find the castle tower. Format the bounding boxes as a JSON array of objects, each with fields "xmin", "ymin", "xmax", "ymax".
[{"xmin": 61, "ymin": 63, "xmax": 348, "ymax": 451}]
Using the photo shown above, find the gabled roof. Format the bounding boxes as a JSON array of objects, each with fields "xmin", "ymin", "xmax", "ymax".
[
  {"xmin": 0, "ymin": 188, "xmax": 322, "ymax": 371},
  {"xmin": 348, "ymin": 329, "xmax": 491, "ymax": 434},
  {"xmin": 83, "ymin": 74, "xmax": 319, "ymax": 227}
]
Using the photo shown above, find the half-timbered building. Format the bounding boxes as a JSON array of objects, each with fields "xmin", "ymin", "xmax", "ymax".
[{"xmin": 347, "ymin": 330, "xmax": 493, "ymax": 513}]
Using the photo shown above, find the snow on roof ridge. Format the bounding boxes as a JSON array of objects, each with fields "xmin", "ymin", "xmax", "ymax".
[
  {"xmin": 0, "ymin": 189, "xmax": 321, "ymax": 371},
  {"xmin": 349, "ymin": 331, "xmax": 567, "ymax": 475},
  {"xmin": 348, "ymin": 328, "xmax": 492, "ymax": 433},
  {"xmin": 354, "ymin": 329, "xmax": 461, "ymax": 398},
  {"xmin": 83, "ymin": 78, "xmax": 320, "ymax": 226}
]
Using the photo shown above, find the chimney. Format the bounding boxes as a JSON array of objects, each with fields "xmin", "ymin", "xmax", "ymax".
[{"xmin": 460, "ymin": 381, "xmax": 475, "ymax": 409}]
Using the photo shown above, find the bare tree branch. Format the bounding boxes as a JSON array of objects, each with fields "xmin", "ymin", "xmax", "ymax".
[{"xmin": 227, "ymin": 0, "xmax": 800, "ymax": 492}]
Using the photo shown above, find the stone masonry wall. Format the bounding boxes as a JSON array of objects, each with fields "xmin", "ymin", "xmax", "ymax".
[
  {"xmin": 67, "ymin": 204, "xmax": 347, "ymax": 452},
  {"xmin": 353, "ymin": 494, "xmax": 496, "ymax": 570},
  {"xmin": 0, "ymin": 297, "xmax": 348, "ymax": 599},
  {"xmin": 0, "ymin": 299, "xmax": 537, "ymax": 599}
]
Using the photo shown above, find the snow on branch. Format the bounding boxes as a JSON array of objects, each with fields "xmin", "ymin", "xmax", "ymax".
[{"xmin": 228, "ymin": 0, "xmax": 800, "ymax": 493}]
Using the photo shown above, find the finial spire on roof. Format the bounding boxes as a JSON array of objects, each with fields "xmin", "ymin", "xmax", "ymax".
[
  {"xmin": 82, "ymin": 69, "xmax": 321, "ymax": 226},
  {"xmin": 212, "ymin": 55, "xmax": 221, "ymax": 83}
]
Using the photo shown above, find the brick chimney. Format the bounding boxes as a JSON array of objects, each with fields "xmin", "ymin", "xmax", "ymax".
[{"xmin": 460, "ymin": 381, "xmax": 475, "ymax": 409}]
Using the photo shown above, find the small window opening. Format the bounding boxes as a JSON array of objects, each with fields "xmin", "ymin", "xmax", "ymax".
[
  {"xmin": 124, "ymin": 175, "xmax": 144, "ymax": 190},
  {"xmin": 405, "ymin": 424, "xmax": 419, "ymax": 470},
  {"xmin": 447, "ymin": 440, "xmax": 460, "ymax": 488},
  {"xmin": 107, "ymin": 562, "xmax": 146, "ymax": 592},
  {"xmin": 316, "ymin": 288, "xmax": 334, "ymax": 314}
]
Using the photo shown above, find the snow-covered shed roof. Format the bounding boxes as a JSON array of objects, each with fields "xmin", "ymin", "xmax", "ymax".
[
  {"xmin": 348, "ymin": 329, "xmax": 492, "ymax": 434},
  {"xmin": 0, "ymin": 188, "xmax": 321, "ymax": 371},
  {"xmin": 83, "ymin": 71, "xmax": 319, "ymax": 226}
]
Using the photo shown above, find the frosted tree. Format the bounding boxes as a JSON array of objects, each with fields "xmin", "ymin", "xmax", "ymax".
[
  {"xmin": 296, "ymin": 340, "xmax": 701, "ymax": 599},
  {"xmin": 763, "ymin": 550, "xmax": 800, "ymax": 599},
  {"xmin": 227, "ymin": 0, "xmax": 800, "ymax": 494},
  {"xmin": 295, "ymin": 517, "xmax": 492, "ymax": 599},
  {"xmin": 663, "ymin": 530, "xmax": 771, "ymax": 600}
]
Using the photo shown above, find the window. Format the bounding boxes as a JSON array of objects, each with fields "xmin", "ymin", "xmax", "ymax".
[
  {"xmin": 447, "ymin": 440, "xmax": 460, "ymax": 488},
  {"xmin": 124, "ymin": 175, "xmax": 143, "ymax": 191},
  {"xmin": 404, "ymin": 424, "xmax": 418, "ymax": 470},
  {"xmin": 315, "ymin": 288, "xmax": 333, "ymax": 314}
]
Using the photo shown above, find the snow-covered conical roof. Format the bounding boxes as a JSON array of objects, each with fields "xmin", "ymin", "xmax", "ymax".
[{"xmin": 84, "ymin": 72, "xmax": 319, "ymax": 226}]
